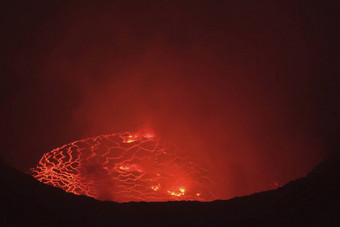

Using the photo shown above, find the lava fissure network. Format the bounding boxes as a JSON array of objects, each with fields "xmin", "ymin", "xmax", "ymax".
[{"xmin": 30, "ymin": 132, "xmax": 216, "ymax": 202}]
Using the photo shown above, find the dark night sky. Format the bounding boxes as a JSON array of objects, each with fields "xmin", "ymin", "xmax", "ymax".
[{"xmin": 0, "ymin": 0, "xmax": 338, "ymax": 199}]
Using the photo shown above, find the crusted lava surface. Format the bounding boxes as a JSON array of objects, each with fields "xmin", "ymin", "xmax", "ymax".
[{"xmin": 30, "ymin": 132, "xmax": 215, "ymax": 202}]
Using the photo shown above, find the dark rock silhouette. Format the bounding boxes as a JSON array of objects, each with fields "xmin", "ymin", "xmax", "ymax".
[{"xmin": 1, "ymin": 156, "xmax": 339, "ymax": 226}]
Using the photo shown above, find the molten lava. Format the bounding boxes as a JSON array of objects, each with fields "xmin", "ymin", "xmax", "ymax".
[{"xmin": 30, "ymin": 132, "xmax": 215, "ymax": 202}]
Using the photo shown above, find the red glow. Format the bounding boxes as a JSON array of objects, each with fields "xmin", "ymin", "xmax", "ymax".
[{"xmin": 30, "ymin": 132, "xmax": 215, "ymax": 202}]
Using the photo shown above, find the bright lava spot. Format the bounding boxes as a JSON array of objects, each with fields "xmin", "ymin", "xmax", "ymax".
[
  {"xmin": 30, "ymin": 132, "xmax": 215, "ymax": 202},
  {"xmin": 151, "ymin": 185, "xmax": 160, "ymax": 191},
  {"xmin": 167, "ymin": 187, "xmax": 186, "ymax": 197}
]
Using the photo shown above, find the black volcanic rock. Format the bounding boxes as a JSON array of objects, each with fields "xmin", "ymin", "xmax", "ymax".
[{"xmin": 1, "ymin": 156, "xmax": 339, "ymax": 226}]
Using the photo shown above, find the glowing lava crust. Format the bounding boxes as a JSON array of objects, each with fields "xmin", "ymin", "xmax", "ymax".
[{"xmin": 30, "ymin": 132, "xmax": 215, "ymax": 202}]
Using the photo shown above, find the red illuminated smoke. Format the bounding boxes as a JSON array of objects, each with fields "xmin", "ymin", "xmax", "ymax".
[{"xmin": 30, "ymin": 132, "xmax": 215, "ymax": 202}]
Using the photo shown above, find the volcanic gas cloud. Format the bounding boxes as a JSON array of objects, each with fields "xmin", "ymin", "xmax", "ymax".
[{"xmin": 30, "ymin": 132, "xmax": 215, "ymax": 202}]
